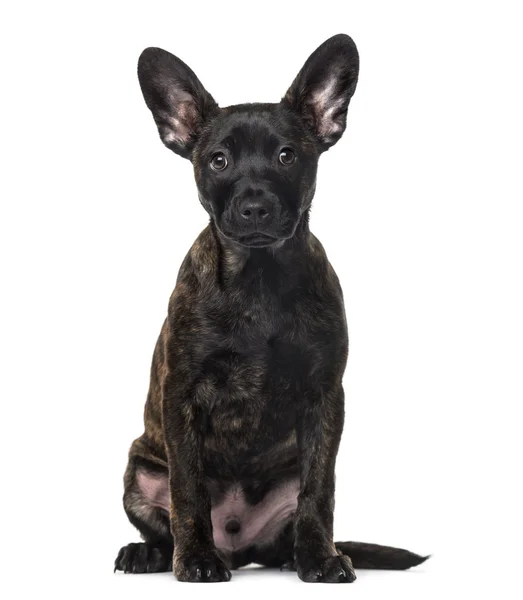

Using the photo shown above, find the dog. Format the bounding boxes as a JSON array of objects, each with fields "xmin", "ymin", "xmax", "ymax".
[{"xmin": 114, "ymin": 34, "xmax": 428, "ymax": 583}]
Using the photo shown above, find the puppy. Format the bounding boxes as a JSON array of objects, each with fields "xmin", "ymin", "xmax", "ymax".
[{"xmin": 114, "ymin": 34, "xmax": 428, "ymax": 583}]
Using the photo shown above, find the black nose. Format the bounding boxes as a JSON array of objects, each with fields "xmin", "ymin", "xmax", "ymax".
[
  {"xmin": 225, "ymin": 519, "xmax": 241, "ymax": 534},
  {"xmin": 239, "ymin": 198, "xmax": 272, "ymax": 222}
]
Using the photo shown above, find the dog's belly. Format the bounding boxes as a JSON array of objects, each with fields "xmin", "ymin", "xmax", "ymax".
[
  {"xmin": 210, "ymin": 478, "xmax": 299, "ymax": 552},
  {"xmin": 137, "ymin": 468, "xmax": 299, "ymax": 552}
]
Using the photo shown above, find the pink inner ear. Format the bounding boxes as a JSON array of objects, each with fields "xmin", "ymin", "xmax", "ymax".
[
  {"xmin": 161, "ymin": 87, "xmax": 200, "ymax": 146},
  {"xmin": 309, "ymin": 75, "xmax": 345, "ymax": 141}
]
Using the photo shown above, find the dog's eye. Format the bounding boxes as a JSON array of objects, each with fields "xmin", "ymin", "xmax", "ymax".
[
  {"xmin": 210, "ymin": 153, "xmax": 228, "ymax": 171},
  {"xmin": 279, "ymin": 148, "xmax": 295, "ymax": 165}
]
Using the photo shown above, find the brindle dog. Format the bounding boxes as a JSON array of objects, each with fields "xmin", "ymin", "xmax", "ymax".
[{"xmin": 114, "ymin": 34, "xmax": 428, "ymax": 583}]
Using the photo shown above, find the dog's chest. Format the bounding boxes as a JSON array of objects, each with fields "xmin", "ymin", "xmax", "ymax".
[
  {"xmin": 198, "ymin": 344, "xmax": 298, "ymax": 453},
  {"xmin": 194, "ymin": 295, "xmax": 302, "ymax": 456}
]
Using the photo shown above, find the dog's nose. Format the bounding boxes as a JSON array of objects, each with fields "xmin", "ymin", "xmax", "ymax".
[{"xmin": 239, "ymin": 198, "xmax": 272, "ymax": 222}]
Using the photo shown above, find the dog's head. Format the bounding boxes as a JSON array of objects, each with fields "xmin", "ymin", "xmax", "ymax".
[{"xmin": 138, "ymin": 35, "xmax": 359, "ymax": 248}]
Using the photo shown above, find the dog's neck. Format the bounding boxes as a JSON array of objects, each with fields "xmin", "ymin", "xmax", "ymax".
[{"xmin": 211, "ymin": 211, "xmax": 312, "ymax": 282}]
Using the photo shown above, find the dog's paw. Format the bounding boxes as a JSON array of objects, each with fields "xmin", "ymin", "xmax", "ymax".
[
  {"xmin": 174, "ymin": 552, "xmax": 231, "ymax": 582},
  {"xmin": 114, "ymin": 542, "xmax": 172, "ymax": 574},
  {"xmin": 297, "ymin": 554, "xmax": 356, "ymax": 583}
]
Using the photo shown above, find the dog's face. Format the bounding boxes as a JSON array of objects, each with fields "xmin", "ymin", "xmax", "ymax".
[
  {"xmin": 191, "ymin": 105, "xmax": 319, "ymax": 247},
  {"xmin": 138, "ymin": 35, "xmax": 359, "ymax": 248}
]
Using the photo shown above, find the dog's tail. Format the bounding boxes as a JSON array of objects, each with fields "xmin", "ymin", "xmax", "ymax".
[{"xmin": 335, "ymin": 541, "xmax": 430, "ymax": 570}]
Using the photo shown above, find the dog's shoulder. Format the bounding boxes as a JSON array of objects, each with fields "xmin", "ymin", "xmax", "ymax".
[
  {"xmin": 305, "ymin": 231, "xmax": 344, "ymax": 295},
  {"xmin": 175, "ymin": 225, "xmax": 218, "ymax": 283},
  {"xmin": 188, "ymin": 225, "xmax": 219, "ymax": 278},
  {"xmin": 166, "ymin": 226, "xmax": 217, "ymax": 310}
]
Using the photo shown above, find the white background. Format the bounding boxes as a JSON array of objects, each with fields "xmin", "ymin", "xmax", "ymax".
[{"xmin": 1, "ymin": 1, "xmax": 522, "ymax": 598}]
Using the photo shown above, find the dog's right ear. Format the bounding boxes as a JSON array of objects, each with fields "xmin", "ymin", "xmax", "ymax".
[{"xmin": 137, "ymin": 47, "xmax": 218, "ymax": 159}]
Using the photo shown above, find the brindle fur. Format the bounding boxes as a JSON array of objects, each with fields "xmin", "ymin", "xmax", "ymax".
[{"xmin": 114, "ymin": 34, "xmax": 428, "ymax": 583}]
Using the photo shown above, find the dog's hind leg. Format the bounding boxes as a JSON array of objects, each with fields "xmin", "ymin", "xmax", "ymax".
[
  {"xmin": 114, "ymin": 453, "xmax": 173, "ymax": 574},
  {"xmin": 114, "ymin": 541, "xmax": 172, "ymax": 574}
]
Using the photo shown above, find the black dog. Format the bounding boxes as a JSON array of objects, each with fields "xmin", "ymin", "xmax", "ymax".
[{"xmin": 114, "ymin": 34, "xmax": 428, "ymax": 583}]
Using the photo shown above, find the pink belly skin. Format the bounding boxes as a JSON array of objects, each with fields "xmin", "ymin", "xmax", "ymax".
[
  {"xmin": 137, "ymin": 469, "xmax": 299, "ymax": 552},
  {"xmin": 210, "ymin": 479, "xmax": 299, "ymax": 552}
]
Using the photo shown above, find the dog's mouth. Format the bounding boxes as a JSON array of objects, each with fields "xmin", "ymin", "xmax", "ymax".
[
  {"xmin": 216, "ymin": 217, "xmax": 299, "ymax": 248},
  {"xmin": 238, "ymin": 233, "xmax": 278, "ymax": 247}
]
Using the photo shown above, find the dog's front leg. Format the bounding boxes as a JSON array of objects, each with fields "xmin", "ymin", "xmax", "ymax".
[
  {"xmin": 294, "ymin": 386, "xmax": 356, "ymax": 583},
  {"xmin": 162, "ymin": 374, "xmax": 231, "ymax": 583}
]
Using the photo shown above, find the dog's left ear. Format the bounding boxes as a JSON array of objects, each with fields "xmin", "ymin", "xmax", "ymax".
[
  {"xmin": 283, "ymin": 34, "xmax": 359, "ymax": 150},
  {"xmin": 138, "ymin": 47, "xmax": 219, "ymax": 159}
]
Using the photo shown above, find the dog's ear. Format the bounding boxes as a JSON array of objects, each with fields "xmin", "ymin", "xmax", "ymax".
[
  {"xmin": 282, "ymin": 34, "xmax": 359, "ymax": 150},
  {"xmin": 138, "ymin": 47, "xmax": 218, "ymax": 159}
]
